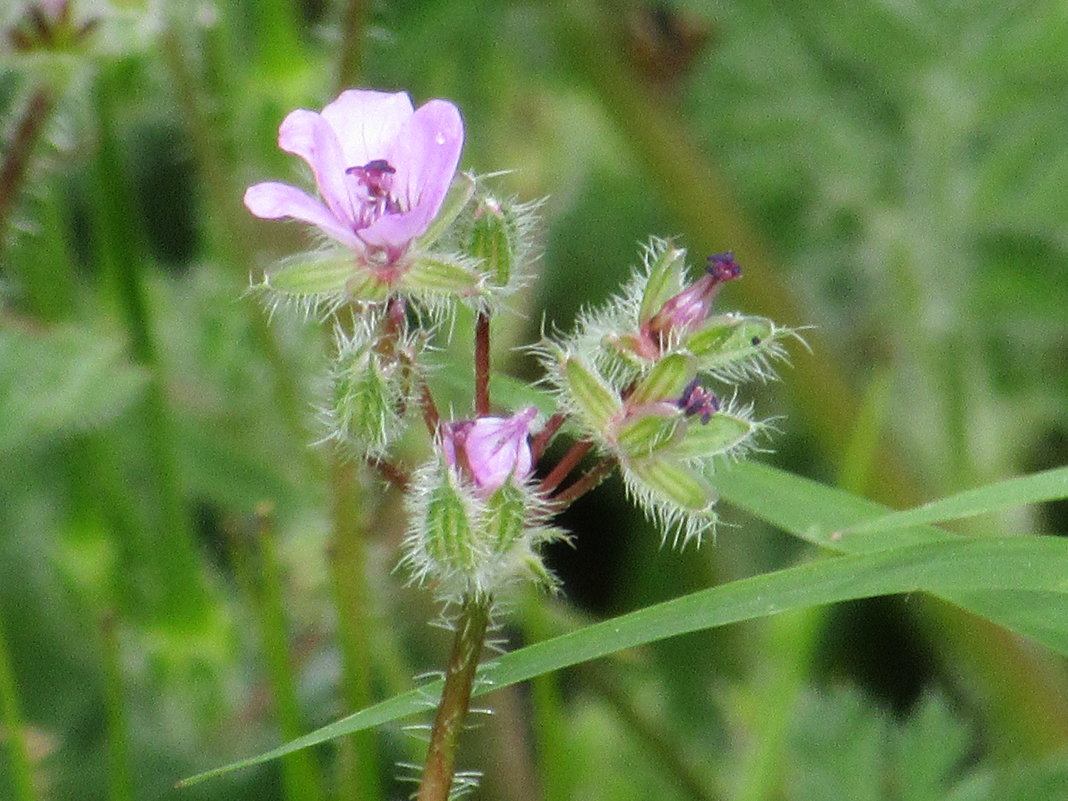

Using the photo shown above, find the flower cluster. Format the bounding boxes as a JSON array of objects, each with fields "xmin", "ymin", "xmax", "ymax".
[{"xmin": 246, "ymin": 89, "xmax": 795, "ymax": 593}]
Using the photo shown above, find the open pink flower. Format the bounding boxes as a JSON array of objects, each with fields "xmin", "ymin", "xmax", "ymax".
[
  {"xmin": 244, "ymin": 89, "xmax": 464, "ymax": 265},
  {"xmin": 440, "ymin": 407, "xmax": 537, "ymax": 496}
]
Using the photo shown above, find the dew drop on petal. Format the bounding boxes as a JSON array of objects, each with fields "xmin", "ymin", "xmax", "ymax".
[{"xmin": 435, "ymin": 133, "xmax": 446, "ymax": 145}]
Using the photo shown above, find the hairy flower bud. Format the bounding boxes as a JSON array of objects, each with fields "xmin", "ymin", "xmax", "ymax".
[{"xmin": 441, "ymin": 407, "xmax": 537, "ymax": 495}]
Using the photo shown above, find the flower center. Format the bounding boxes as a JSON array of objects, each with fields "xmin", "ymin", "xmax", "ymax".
[
  {"xmin": 345, "ymin": 159, "xmax": 404, "ymax": 230},
  {"xmin": 677, "ymin": 379, "xmax": 720, "ymax": 424}
]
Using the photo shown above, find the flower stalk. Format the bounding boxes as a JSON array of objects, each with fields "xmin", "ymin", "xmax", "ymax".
[{"xmin": 417, "ymin": 594, "xmax": 492, "ymax": 801}]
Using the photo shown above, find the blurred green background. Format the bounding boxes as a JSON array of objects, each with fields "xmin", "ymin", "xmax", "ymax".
[{"xmin": 2, "ymin": 1, "xmax": 1067, "ymax": 799}]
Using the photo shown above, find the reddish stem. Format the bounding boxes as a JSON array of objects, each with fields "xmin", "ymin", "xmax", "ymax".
[
  {"xmin": 550, "ymin": 456, "xmax": 617, "ymax": 510},
  {"xmin": 531, "ymin": 412, "xmax": 567, "ymax": 462},
  {"xmin": 0, "ymin": 86, "xmax": 55, "ymax": 239},
  {"xmin": 370, "ymin": 459, "xmax": 410, "ymax": 491},
  {"xmin": 539, "ymin": 439, "xmax": 594, "ymax": 495},
  {"xmin": 474, "ymin": 311, "xmax": 491, "ymax": 416},
  {"xmin": 419, "ymin": 377, "xmax": 441, "ymax": 436}
]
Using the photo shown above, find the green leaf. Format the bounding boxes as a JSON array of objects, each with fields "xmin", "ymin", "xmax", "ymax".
[
  {"xmin": 840, "ymin": 466, "xmax": 1068, "ymax": 536},
  {"xmin": 0, "ymin": 324, "xmax": 149, "ymax": 453},
  {"xmin": 178, "ymin": 535, "xmax": 1068, "ymax": 787},
  {"xmin": 712, "ymin": 461, "xmax": 1068, "ymax": 654}
]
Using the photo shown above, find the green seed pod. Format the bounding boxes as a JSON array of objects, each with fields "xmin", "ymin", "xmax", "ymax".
[
  {"xmin": 422, "ymin": 466, "xmax": 480, "ymax": 576},
  {"xmin": 626, "ymin": 457, "xmax": 716, "ymax": 514},
  {"xmin": 686, "ymin": 315, "xmax": 776, "ymax": 367},
  {"xmin": 561, "ymin": 353, "xmax": 623, "ymax": 433},
  {"xmin": 483, "ymin": 482, "xmax": 527, "ymax": 553},
  {"xmin": 616, "ymin": 415, "xmax": 682, "ymax": 458},
  {"xmin": 468, "ymin": 195, "xmax": 519, "ymax": 287},
  {"xmin": 672, "ymin": 411, "xmax": 758, "ymax": 460},
  {"xmin": 627, "ymin": 353, "xmax": 694, "ymax": 406},
  {"xmin": 328, "ymin": 341, "xmax": 405, "ymax": 460}
]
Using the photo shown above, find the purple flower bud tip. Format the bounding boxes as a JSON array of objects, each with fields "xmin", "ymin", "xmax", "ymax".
[
  {"xmin": 441, "ymin": 407, "xmax": 537, "ymax": 495},
  {"xmin": 677, "ymin": 379, "xmax": 720, "ymax": 424},
  {"xmin": 706, "ymin": 252, "xmax": 741, "ymax": 283},
  {"xmin": 244, "ymin": 89, "xmax": 464, "ymax": 266}
]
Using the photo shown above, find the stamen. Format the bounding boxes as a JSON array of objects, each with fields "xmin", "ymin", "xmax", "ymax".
[
  {"xmin": 677, "ymin": 378, "xmax": 720, "ymax": 424},
  {"xmin": 706, "ymin": 251, "xmax": 741, "ymax": 283},
  {"xmin": 347, "ymin": 158, "xmax": 397, "ymax": 198}
]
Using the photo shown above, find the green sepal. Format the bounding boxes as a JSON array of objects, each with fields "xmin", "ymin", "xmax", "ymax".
[
  {"xmin": 627, "ymin": 457, "xmax": 715, "ymax": 513},
  {"xmin": 332, "ymin": 349, "xmax": 399, "ymax": 458},
  {"xmin": 686, "ymin": 314, "xmax": 775, "ymax": 367},
  {"xmin": 468, "ymin": 196, "xmax": 517, "ymax": 286},
  {"xmin": 263, "ymin": 252, "xmax": 353, "ymax": 297},
  {"xmin": 483, "ymin": 483, "xmax": 527, "ymax": 553},
  {"xmin": 672, "ymin": 412, "xmax": 757, "ymax": 460},
  {"xmin": 423, "ymin": 468, "xmax": 478, "ymax": 573},
  {"xmin": 415, "ymin": 172, "xmax": 476, "ymax": 250},
  {"xmin": 627, "ymin": 353, "xmax": 693, "ymax": 405},
  {"xmin": 562, "ymin": 354, "xmax": 622, "ymax": 432},
  {"xmin": 402, "ymin": 254, "xmax": 485, "ymax": 297},
  {"xmin": 616, "ymin": 415, "xmax": 682, "ymax": 459},
  {"xmin": 344, "ymin": 271, "xmax": 390, "ymax": 303},
  {"xmin": 638, "ymin": 242, "xmax": 687, "ymax": 324}
]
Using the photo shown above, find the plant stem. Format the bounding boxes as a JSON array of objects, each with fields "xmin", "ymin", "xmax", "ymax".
[
  {"xmin": 531, "ymin": 412, "xmax": 567, "ymax": 462},
  {"xmin": 334, "ymin": 0, "xmax": 369, "ymax": 93},
  {"xmin": 0, "ymin": 84, "xmax": 54, "ymax": 241},
  {"xmin": 539, "ymin": 439, "xmax": 593, "ymax": 495},
  {"xmin": 550, "ymin": 456, "xmax": 616, "ymax": 510},
  {"xmin": 418, "ymin": 594, "xmax": 492, "ymax": 801},
  {"xmin": 474, "ymin": 311, "xmax": 491, "ymax": 415}
]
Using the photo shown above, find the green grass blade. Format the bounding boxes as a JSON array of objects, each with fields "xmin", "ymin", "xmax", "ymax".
[
  {"xmin": 839, "ymin": 466, "xmax": 1068, "ymax": 536},
  {"xmin": 178, "ymin": 535, "xmax": 1068, "ymax": 787}
]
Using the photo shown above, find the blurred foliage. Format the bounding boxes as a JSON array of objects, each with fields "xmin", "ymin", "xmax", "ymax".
[{"xmin": 1, "ymin": 0, "xmax": 1066, "ymax": 800}]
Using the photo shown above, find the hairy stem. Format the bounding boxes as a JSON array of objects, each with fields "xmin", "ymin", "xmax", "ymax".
[
  {"xmin": 474, "ymin": 311, "xmax": 491, "ymax": 415},
  {"xmin": 418, "ymin": 594, "xmax": 492, "ymax": 801}
]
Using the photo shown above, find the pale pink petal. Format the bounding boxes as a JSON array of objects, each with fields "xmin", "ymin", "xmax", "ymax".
[
  {"xmin": 321, "ymin": 90, "xmax": 415, "ymax": 168},
  {"xmin": 389, "ymin": 99, "xmax": 464, "ymax": 228},
  {"xmin": 244, "ymin": 182, "xmax": 361, "ymax": 248},
  {"xmin": 359, "ymin": 100, "xmax": 464, "ymax": 251},
  {"xmin": 277, "ymin": 109, "xmax": 355, "ymax": 228}
]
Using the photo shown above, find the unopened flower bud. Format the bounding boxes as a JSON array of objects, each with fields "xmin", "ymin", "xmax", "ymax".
[
  {"xmin": 643, "ymin": 251, "xmax": 741, "ymax": 347},
  {"xmin": 441, "ymin": 407, "xmax": 537, "ymax": 496}
]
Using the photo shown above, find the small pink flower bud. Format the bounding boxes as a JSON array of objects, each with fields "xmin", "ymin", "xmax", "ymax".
[
  {"xmin": 440, "ymin": 407, "xmax": 537, "ymax": 495},
  {"xmin": 642, "ymin": 252, "xmax": 741, "ymax": 349}
]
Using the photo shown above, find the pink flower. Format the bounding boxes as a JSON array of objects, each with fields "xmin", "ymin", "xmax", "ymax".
[
  {"xmin": 244, "ymin": 89, "xmax": 464, "ymax": 266},
  {"xmin": 440, "ymin": 407, "xmax": 537, "ymax": 495}
]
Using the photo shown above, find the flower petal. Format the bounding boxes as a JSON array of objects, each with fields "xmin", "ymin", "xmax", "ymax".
[
  {"xmin": 321, "ymin": 89, "xmax": 414, "ymax": 168},
  {"xmin": 277, "ymin": 109, "xmax": 356, "ymax": 229},
  {"xmin": 360, "ymin": 100, "xmax": 464, "ymax": 251},
  {"xmin": 244, "ymin": 182, "xmax": 361, "ymax": 248}
]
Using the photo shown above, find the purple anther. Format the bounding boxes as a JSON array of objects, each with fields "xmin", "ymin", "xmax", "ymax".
[{"xmin": 677, "ymin": 378, "xmax": 720, "ymax": 424}]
